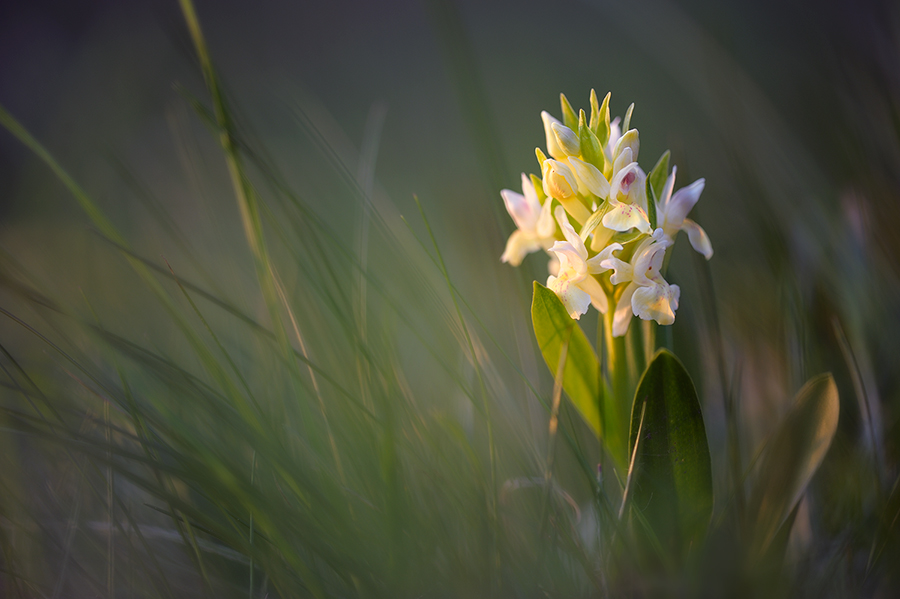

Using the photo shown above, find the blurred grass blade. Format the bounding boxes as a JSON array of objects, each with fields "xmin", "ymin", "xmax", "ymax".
[
  {"xmin": 628, "ymin": 349, "xmax": 713, "ymax": 557},
  {"xmin": 868, "ymin": 474, "xmax": 900, "ymax": 575},
  {"xmin": 746, "ymin": 374, "xmax": 839, "ymax": 557},
  {"xmin": 423, "ymin": 0, "xmax": 508, "ymax": 202},
  {"xmin": 531, "ymin": 283, "xmax": 603, "ymax": 440}
]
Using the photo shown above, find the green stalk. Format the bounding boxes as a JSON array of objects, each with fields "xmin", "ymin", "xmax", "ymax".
[{"xmin": 603, "ymin": 301, "xmax": 631, "ymax": 474}]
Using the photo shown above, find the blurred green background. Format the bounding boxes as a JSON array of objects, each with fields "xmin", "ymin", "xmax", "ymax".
[{"xmin": 1, "ymin": 0, "xmax": 898, "ymax": 596}]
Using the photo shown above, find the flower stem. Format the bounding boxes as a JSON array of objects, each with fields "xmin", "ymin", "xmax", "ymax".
[{"xmin": 601, "ymin": 300, "xmax": 632, "ymax": 471}]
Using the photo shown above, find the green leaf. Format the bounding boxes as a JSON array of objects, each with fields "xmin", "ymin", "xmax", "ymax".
[
  {"xmin": 578, "ymin": 110, "xmax": 605, "ymax": 172},
  {"xmin": 532, "ymin": 283, "xmax": 601, "ymax": 438},
  {"xmin": 588, "ymin": 89, "xmax": 600, "ymax": 136},
  {"xmin": 560, "ymin": 93, "xmax": 578, "ymax": 131},
  {"xmin": 648, "ymin": 150, "xmax": 670, "ymax": 202},
  {"xmin": 622, "ymin": 102, "xmax": 635, "ymax": 133},
  {"xmin": 611, "ymin": 228, "xmax": 644, "ymax": 246},
  {"xmin": 645, "ymin": 174, "xmax": 658, "ymax": 231},
  {"xmin": 530, "ymin": 173, "xmax": 546, "ymax": 203},
  {"xmin": 628, "ymin": 349, "xmax": 713, "ymax": 555},
  {"xmin": 596, "ymin": 92, "xmax": 611, "ymax": 146},
  {"xmin": 746, "ymin": 374, "xmax": 839, "ymax": 557}
]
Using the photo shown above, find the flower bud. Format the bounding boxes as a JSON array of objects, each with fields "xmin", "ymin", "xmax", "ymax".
[
  {"xmin": 541, "ymin": 111, "xmax": 565, "ymax": 159},
  {"xmin": 542, "ymin": 159, "xmax": 578, "ymax": 200},
  {"xmin": 613, "ymin": 129, "xmax": 640, "ymax": 164},
  {"xmin": 551, "ymin": 122, "xmax": 581, "ymax": 157}
]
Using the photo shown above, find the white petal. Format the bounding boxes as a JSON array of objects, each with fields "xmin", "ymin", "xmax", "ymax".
[
  {"xmin": 586, "ymin": 242, "xmax": 623, "ymax": 274},
  {"xmin": 500, "ymin": 188, "xmax": 535, "ymax": 231},
  {"xmin": 612, "ymin": 283, "xmax": 637, "ymax": 337},
  {"xmin": 568, "ymin": 156, "xmax": 610, "ymax": 199},
  {"xmin": 542, "ymin": 111, "xmax": 565, "ymax": 160},
  {"xmin": 602, "ymin": 202, "xmax": 651, "ymax": 233},
  {"xmin": 613, "ymin": 129, "xmax": 640, "ymax": 163},
  {"xmin": 609, "ymin": 161, "xmax": 639, "ymax": 200},
  {"xmin": 603, "ymin": 257, "xmax": 633, "ymax": 285},
  {"xmin": 578, "ymin": 274, "xmax": 609, "ymax": 313},
  {"xmin": 535, "ymin": 198, "xmax": 556, "ymax": 239},
  {"xmin": 554, "ymin": 205, "xmax": 588, "ymax": 261},
  {"xmin": 612, "ymin": 149, "xmax": 633, "ymax": 180},
  {"xmin": 548, "ymin": 240, "xmax": 587, "ymax": 280},
  {"xmin": 606, "ymin": 116, "xmax": 622, "ymax": 160},
  {"xmin": 631, "ymin": 283, "xmax": 680, "ymax": 326},
  {"xmin": 664, "ymin": 178, "xmax": 705, "ymax": 231},
  {"xmin": 501, "ymin": 230, "xmax": 541, "ymax": 266},
  {"xmin": 521, "ymin": 172, "xmax": 540, "ymax": 209},
  {"xmin": 548, "ymin": 274, "xmax": 591, "ymax": 320},
  {"xmin": 683, "ymin": 218, "xmax": 713, "ymax": 259},
  {"xmin": 632, "ymin": 240, "xmax": 667, "ymax": 286}
]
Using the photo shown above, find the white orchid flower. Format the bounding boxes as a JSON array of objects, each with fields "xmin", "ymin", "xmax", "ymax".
[
  {"xmin": 602, "ymin": 229, "xmax": 681, "ymax": 336},
  {"xmin": 500, "ymin": 173, "xmax": 556, "ymax": 266},
  {"xmin": 655, "ymin": 167, "xmax": 713, "ymax": 259},
  {"xmin": 546, "ymin": 206, "xmax": 620, "ymax": 319},
  {"xmin": 602, "ymin": 156, "xmax": 651, "ymax": 234}
]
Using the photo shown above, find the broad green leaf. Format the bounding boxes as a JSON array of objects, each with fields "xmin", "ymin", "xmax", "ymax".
[
  {"xmin": 628, "ymin": 349, "xmax": 713, "ymax": 555},
  {"xmin": 578, "ymin": 109, "xmax": 606, "ymax": 173},
  {"xmin": 560, "ymin": 93, "xmax": 578, "ymax": 131},
  {"xmin": 747, "ymin": 374, "xmax": 839, "ymax": 557},
  {"xmin": 648, "ymin": 150, "xmax": 670, "ymax": 202},
  {"xmin": 532, "ymin": 282, "xmax": 601, "ymax": 437}
]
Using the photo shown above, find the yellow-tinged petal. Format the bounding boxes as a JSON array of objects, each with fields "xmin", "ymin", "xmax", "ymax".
[
  {"xmin": 542, "ymin": 111, "xmax": 565, "ymax": 160},
  {"xmin": 612, "ymin": 147, "xmax": 633, "ymax": 179},
  {"xmin": 613, "ymin": 128, "xmax": 640, "ymax": 163},
  {"xmin": 631, "ymin": 283, "xmax": 680, "ymax": 326},
  {"xmin": 501, "ymin": 230, "xmax": 539, "ymax": 266},
  {"xmin": 578, "ymin": 273, "xmax": 609, "ymax": 313},
  {"xmin": 553, "ymin": 205, "xmax": 588, "ymax": 262},
  {"xmin": 542, "ymin": 159, "xmax": 578, "ymax": 200},
  {"xmin": 612, "ymin": 283, "xmax": 637, "ymax": 337},
  {"xmin": 552, "ymin": 122, "xmax": 581, "ymax": 156},
  {"xmin": 568, "ymin": 156, "xmax": 610, "ymax": 199},
  {"xmin": 589, "ymin": 224, "xmax": 615, "ymax": 252},
  {"xmin": 548, "ymin": 274, "xmax": 591, "ymax": 320},
  {"xmin": 602, "ymin": 202, "xmax": 651, "ymax": 234}
]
